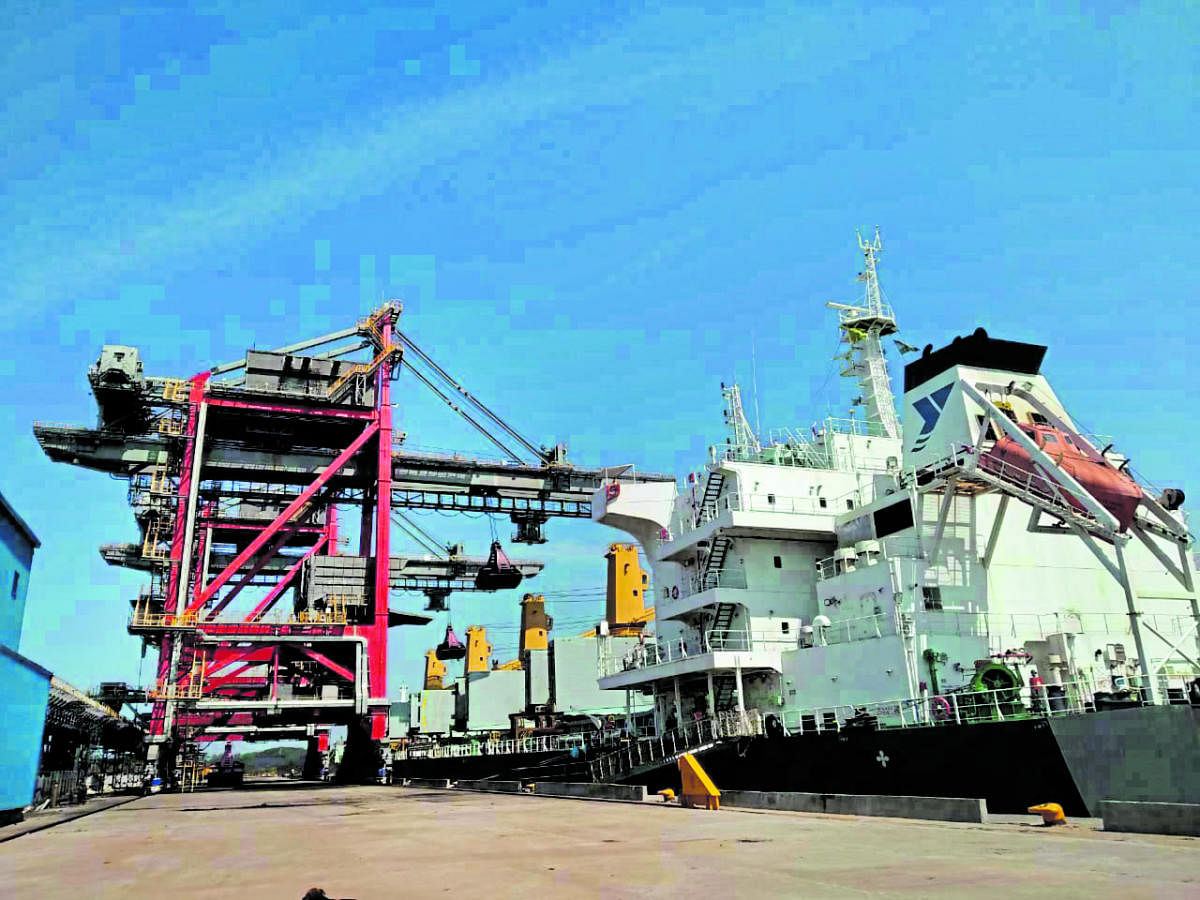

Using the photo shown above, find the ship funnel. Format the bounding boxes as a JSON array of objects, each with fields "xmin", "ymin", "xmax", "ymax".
[{"xmin": 901, "ymin": 329, "xmax": 1050, "ymax": 471}]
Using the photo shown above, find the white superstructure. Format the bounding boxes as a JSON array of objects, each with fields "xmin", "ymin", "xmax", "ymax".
[{"xmin": 593, "ymin": 233, "xmax": 1199, "ymax": 736}]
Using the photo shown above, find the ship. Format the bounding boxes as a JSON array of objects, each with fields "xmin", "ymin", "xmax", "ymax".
[{"xmin": 391, "ymin": 231, "xmax": 1200, "ymax": 815}]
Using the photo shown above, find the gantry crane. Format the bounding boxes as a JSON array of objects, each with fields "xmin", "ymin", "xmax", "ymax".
[{"xmin": 34, "ymin": 302, "xmax": 672, "ymax": 781}]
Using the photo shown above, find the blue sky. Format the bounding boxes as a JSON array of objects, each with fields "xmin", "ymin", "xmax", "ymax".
[{"xmin": 2, "ymin": 2, "xmax": 1196, "ymax": 697}]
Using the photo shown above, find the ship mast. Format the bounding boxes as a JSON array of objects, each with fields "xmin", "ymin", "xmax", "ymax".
[
  {"xmin": 826, "ymin": 228, "xmax": 902, "ymax": 440},
  {"xmin": 721, "ymin": 382, "xmax": 761, "ymax": 459}
]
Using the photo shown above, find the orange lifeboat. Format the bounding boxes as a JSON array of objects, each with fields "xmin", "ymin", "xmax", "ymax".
[{"xmin": 980, "ymin": 424, "xmax": 1142, "ymax": 531}]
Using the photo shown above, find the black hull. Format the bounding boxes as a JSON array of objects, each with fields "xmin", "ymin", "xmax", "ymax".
[
  {"xmin": 626, "ymin": 717, "xmax": 1089, "ymax": 816},
  {"xmin": 391, "ymin": 706, "xmax": 1198, "ymax": 818}
]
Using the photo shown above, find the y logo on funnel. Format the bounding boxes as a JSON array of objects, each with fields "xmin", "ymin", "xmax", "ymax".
[{"xmin": 911, "ymin": 384, "xmax": 954, "ymax": 453}]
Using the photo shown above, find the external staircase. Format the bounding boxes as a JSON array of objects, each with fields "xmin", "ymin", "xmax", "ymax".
[
  {"xmin": 712, "ymin": 673, "xmax": 737, "ymax": 712},
  {"xmin": 701, "ymin": 534, "xmax": 732, "ymax": 589},
  {"xmin": 587, "ymin": 710, "xmax": 762, "ymax": 783}
]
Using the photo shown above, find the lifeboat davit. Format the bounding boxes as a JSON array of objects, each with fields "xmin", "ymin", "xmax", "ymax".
[
  {"xmin": 980, "ymin": 424, "xmax": 1142, "ymax": 531},
  {"xmin": 435, "ymin": 624, "xmax": 466, "ymax": 661},
  {"xmin": 474, "ymin": 541, "xmax": 524, "ymax": 591}
]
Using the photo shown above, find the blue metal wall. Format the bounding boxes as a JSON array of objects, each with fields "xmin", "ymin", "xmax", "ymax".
[
  {"xmin": 0, "ymin": 645, "xmax": 51, "ymax": 812},
  {"xmin": 0, "ymin": 493, "xmax": 38, "ymax": 650}
]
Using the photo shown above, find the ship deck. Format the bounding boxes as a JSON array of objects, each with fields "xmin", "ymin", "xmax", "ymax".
[{"xmin": 3, "ymin": 781, "xmax": 1196, "ymax": 898}]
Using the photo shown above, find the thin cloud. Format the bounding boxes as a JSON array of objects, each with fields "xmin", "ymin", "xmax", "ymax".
[{"xmin": 0, "ymin": 4, "xmax": 929, "ymax": 319}]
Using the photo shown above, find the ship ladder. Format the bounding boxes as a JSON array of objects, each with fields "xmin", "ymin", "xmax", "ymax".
[
  {"xmin": 701, "ymin": 535, "xmax": 733, "ymax": 590},
  {"xmin": 697, "ymin": 471, "xmax": 725, "ymax": 524}
]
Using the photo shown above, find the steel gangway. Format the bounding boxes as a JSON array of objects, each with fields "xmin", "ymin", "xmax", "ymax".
[{"xmin": 586, "ymin": 710, "xmax": 762, "ymax": 783}]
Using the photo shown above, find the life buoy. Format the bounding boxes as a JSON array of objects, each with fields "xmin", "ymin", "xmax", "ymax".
[
  {"xmin": 671, "ymin": 585, "xmax": 679, "ymax": 600},
  {"xmin": 931, "ymin": 696, "xmax": 952, "ymax": 721},
  {"xmin": 605, "ymin": 483, "xmax": 620, "ymax": 502}
]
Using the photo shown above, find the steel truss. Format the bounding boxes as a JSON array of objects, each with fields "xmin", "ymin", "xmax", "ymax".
[{"xmin": 34, "ymin": 301, "xmax": 673, "ymax": 782}]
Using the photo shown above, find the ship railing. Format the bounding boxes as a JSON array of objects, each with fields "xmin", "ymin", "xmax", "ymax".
[
  {"xmin": 833, "ymin": 302, "xmax": 897, "ymax": 327},
  {"xmin": 919, "ymin": 610, "xmax": 1196, "ymax": 644},
  {"xmin": 396, "ymin": 733, "xmax": 587, "ymax": 761},
  {"xmin": 924, "ymin": 441, "xmax": 1106, "ymax": 532},
  {"xmin": 684, "ymin": 490, "xmax": 834, "ymax": 532},
  {"xmin": 777, "ymin": 670, "xmax": 1200, "ymax": 735},
  {"xmin": 817, "ymin": 536, "xmax": 974, "ymax": 582},
  {"xmin": 682, "ymin": 568, "xmax": 748, "ymax": 597},
  {"xmin": 808, "ymin": 612, "xmax": 899, "ymax": 646},
  {"xmin": 604, "ymin": 629, "xmax": 790, "ymax": 676},
  {"xmin": 703, "ymin": 629, "xmax": 798, "ymax": 653},
  {"xmin": 587, "ymin": 709, "xmax": 763, "ymax": 782},
  {"xmin": 974, "ymin": 452, "xmax": 1087, "ymax": 512}
]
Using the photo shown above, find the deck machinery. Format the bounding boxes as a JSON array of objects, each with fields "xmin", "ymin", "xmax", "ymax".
[{"xmin": 34, "ymin": 302, "xmax": 671, "ymax": 781}]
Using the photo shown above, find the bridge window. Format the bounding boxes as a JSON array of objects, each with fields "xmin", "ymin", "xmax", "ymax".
[
  {"xmin": 1042, "ymin": 433, "xmax": 1058, "ymax": 444},
  {"xmin": 11, "ymin": 572, "xmax": 17, "ymax": 600},
  {"xmin": 773, "ymin": 556, "xmax": 782, "ymax": 569},
  {"xmin": 781, "ymin": 621, "xmax": 790, "ymax": 634},
  {"xmin": 922, "ymin": 587, "xmax": 942, "ymax": 611},
  {"xmin": 819, "ymin": 497, "xmax": 828, "ymax": 509}
]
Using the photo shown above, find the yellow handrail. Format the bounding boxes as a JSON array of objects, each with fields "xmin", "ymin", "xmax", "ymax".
[
  {"xmin": 157, "ymin": 410, "xmax": 185, "ymax": 435},
  {"xmin": 327, "ymin": 345, "xmax": 399, "ymax": 400},
  {"xmin": 148, "ymin": 466, "xmax": 173, "ymax": 495},
  {"xmin": 141, "ymin": 519, "xmax": 170, "ymax": 559}
]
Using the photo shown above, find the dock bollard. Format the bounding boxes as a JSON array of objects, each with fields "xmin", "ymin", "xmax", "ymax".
[{"xmin": 1028, "ymin": 802, "xmax": 1066, "ymax": 826}]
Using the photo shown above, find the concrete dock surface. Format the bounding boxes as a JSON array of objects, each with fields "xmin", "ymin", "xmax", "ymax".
[{"xmin": 2, "ymin": 780, "xmax": 1196, "ymax": 899}]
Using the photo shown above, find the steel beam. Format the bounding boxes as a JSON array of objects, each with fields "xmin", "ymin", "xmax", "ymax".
[
  {"xmin": 196, "ymin": 420, "xmax": 379, "ymax": 606},
  {"xmin": 1115, "ymin": 542, "xmax": 1158, "ymax": 704},
  {"xmin": 298, "ymin": 646, "xmax": 356, "ymax": 683},
  {"xmin": 199, "ymin": 520, "xmax": 307, "ymax": 618},
  {"xmin": 208, "ymin": 326, "xmax": 360, "ymax": 375},
  {"xmin": 927, "ymin": 478, "xmax": 957, "ymax": 567},
  {"xmin": 245, "ymin": 534, "xmax": 329, "ymax": 622},
  {"xmin": 981, "ymin": 494, "xmax": 1009, "ymax": 569}
]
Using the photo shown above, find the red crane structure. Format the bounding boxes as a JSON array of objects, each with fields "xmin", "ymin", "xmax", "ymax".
[{"xmin": 35, "ymin": 302, "xmax": 670, "ymax": 782}]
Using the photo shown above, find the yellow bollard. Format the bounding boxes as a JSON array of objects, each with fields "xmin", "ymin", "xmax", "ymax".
[
  {"xmin": 657, "ymin": 788, "xmax": 676, "ymax": 802},
  {"xmin": 1028, "ymin": 802, "xmax": 1066, "ymax": 826}
]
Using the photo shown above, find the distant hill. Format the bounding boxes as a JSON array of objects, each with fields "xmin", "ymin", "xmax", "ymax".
[
  {"xmin": 241, "ymin": 746, "xmax": 306, "ymax": 773},
  {"xmin": 206, "ymin": 744, "xmax": 307, "ymax": 774}
]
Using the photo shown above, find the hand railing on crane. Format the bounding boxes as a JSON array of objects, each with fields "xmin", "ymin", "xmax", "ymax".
[
  {"xmin": 130, "ymin": 598, "xmax": 199, "ymax": 630},
  {"xmin": 161, "ymin": 379, "xmax": 189, "ymax": 403},
  {"xmin": 291, "ymin": 595, "xmax": 351, "ymax": 626},
  {"xmin": 327, "ymin": 343, "xmax": 401, "ymax": 401},
  {"xmin": 141, "ymin": 518, "xmax": 171, "ymax": 560}
]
